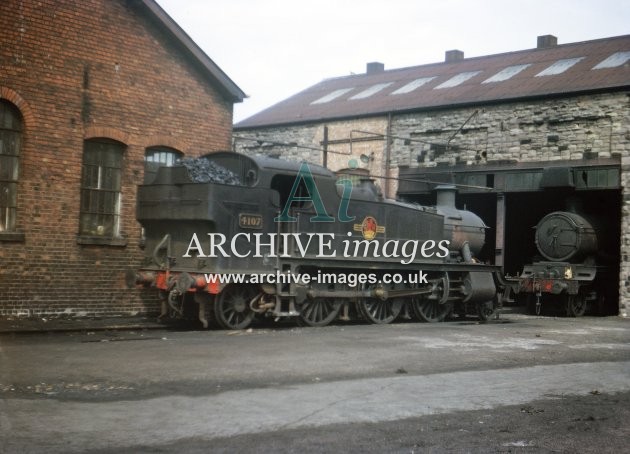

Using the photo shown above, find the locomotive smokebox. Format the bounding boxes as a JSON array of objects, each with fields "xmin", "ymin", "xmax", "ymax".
[
  {"xmin": 535, "ymin": 211, "xmax": 598, "ymax": 262},
  {"xmin": 435, "ymin": 185, "xmax": 487, "ymax": 257}
]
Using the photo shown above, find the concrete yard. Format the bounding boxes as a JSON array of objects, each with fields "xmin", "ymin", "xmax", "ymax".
[{"xmin": 1, "ymin": 314, "xmax": 629, "ymax": 453}]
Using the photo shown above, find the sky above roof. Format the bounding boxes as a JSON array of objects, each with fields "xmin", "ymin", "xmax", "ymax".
[{"xmin": 155, "ymin": 0, "xmax": 629, "ymax": 123}]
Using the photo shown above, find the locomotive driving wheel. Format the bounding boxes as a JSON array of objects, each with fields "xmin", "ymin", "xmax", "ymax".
[
  {"xmin": 565, "ymin": 293, "xmax": 587, "ymax": 317},
  {"xmin": 356, "ymin": 282, "xmax": 403, "ymax": 324},
  {"xmin": 411, "ymin": 273, "xmax": 451, "ymax": 323},
  {"xmin": 214, "ymin": 285, "xmax": 257, "ymax": 330},
  {"xmin": 299, "ymin": 297, "xmax": 342, "ymax": 327},
  {"xmin": 357, "ymin": 296, "xmax": 403, "ymax": 324}
]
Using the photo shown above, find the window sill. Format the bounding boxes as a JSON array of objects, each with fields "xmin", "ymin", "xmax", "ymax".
[
  {"xmin": 77, "ymin": 235, "xmax": 128, "ymax": 247},
  {"xmin": 0, "ymin": 231, "xmax": 25, "ymax": 242}
]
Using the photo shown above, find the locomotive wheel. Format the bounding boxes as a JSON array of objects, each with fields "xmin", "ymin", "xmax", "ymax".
[
  {"xmin": 357, "ymin": 297, "xmax": 403, "ymax": 324},
  {"xmin": 214, "ymin": 285, "xmax": 257, "ymax": 330},
  {"xmin": 565, "ymin": 293, "xmax": 587, "ymax": 317},
  {"xmin": 299, "ymin": 298, "xmax": 342, "ymax": 327},
  {"xmin": 411, "ymin": 297, "xmax": 452, "ymax": 322},
  {"xmin": 411, "ymin": 274, "xmax": 451, "ymax": 323}
]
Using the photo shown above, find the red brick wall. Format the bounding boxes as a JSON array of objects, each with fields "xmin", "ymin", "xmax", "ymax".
[{"xmin": 0, "ymin": 0, "xmax": 236, "ymax": 316}]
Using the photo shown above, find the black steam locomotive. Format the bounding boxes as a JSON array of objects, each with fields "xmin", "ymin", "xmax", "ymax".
[
  {"xmin": 133, "ymin": 151, "xmax": 501, "ymax": 329},
  {"xmin": 511, "ymin": 210, "xmax": 608, "ymax": 316}
]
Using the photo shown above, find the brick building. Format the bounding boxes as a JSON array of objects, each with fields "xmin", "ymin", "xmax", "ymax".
[
  {"xmin": 234, "ymin": 35, "xmax": 630, "ymax": 316},
  {"xmin": 0, "ymin": 0, "xmax": 245, "ymax": 316}
]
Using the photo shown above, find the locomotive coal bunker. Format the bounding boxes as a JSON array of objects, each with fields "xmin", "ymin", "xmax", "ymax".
[{"xmin": 133, "ymin": 151, "xmax": 500, "ymax": 329}]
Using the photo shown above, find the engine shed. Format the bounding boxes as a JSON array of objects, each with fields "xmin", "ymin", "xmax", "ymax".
[{"xmin": 234, "ymin": 34, "xmax": 630, "ymax": 316}]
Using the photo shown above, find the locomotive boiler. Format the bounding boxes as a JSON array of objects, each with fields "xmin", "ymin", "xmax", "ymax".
[
  {"xmin": 514, "ymin": 210, "xmax": 604, "ymax": 316},
  {"xmin": 132, "ymin": 151, "xmax": 500, "ymax": 329}
]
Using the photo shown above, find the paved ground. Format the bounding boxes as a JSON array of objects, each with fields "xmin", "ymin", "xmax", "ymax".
[{"xmin": 0, "ymin": 313, "xmax": 629, "ymax": 453}]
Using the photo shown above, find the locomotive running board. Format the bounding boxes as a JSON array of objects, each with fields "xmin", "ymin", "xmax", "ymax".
[{"xmin": 306, "ymin": 285, "xmax": 433, "ymax": 301}]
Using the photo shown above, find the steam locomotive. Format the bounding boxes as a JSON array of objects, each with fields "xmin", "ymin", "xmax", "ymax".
[
  {"xmin": 132, "ymin": 151, "xmax": 501, "ymax": 329},
  {"xmin": 511, "ymin": 210, "xmax": 607, "ymax": 316}
]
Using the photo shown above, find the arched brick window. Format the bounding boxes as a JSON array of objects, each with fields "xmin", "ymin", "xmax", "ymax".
[
  {"xmin": 0, "ymin": 100, "xmax": 23, "ymax": 233},
  {"xmin": 79, "ymin": 139, "xmax": 125, "ymax": 238},
  {"xmin": 144, "ymin": 146, "xmax": 182, "ymax": 183}
]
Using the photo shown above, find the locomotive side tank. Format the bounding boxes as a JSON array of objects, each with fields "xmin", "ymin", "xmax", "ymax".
[{"xmin": 133, "ymin": 152, "xmax": 500, "ymax": 329}]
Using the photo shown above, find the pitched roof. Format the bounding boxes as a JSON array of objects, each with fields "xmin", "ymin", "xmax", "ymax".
[
  {"xmin": 140, "ymin": 0, "xmax": 246, "ymax": 102},
  {"xmin": 235, "ymin": 35, "xmax": 630, "ymax": 128}
]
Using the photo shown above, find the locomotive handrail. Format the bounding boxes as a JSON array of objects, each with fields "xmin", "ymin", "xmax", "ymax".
[{"xmin": 152, "ymin": 234, "xmax": 171, "ymax": 268}]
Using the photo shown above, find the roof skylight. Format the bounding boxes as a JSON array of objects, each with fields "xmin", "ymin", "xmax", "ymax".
[
  {"xmin": 434, "ymin": 71, "xmax": 481, "ymax": 89},
  {"xmin": 592, "ymin": 51, "xmax": 630, "ymax": 69},
  {"xmin": 349, "ymin": 83, "xmax": 393, "ymax": 100},
  {"xmin": 535, "ymin": 57, "xmax": 584, "ymax": 76},
  {"xmin": 482, "ymin": 64, "xmax": 531, "ymax": 83},
  {"xmin": 311, "ymin": 88, "xmax": 354, "ymax": 104},
  {"xmin": 391, "ymin": 77, "xmax": 436, "ymax": 95}
]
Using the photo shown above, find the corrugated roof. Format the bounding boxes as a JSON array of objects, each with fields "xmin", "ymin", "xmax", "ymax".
[{"xmin": 235, "ymin": 35, "xmax": 630, "ymax": 128}]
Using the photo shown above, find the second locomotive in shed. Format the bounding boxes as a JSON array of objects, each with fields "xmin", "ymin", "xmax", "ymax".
[{"xmin": 513, "ymin": 209, "xmax": 610, "ymax": 316}]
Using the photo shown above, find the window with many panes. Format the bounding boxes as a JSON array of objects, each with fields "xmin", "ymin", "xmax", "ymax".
[
  {"xmin": 144, "ymin": 146, "xmax": 182, "ymax": 183},
  {"xmin": 0, "ymin": 101, "xmax": 22, "ymax": 233},
  {"xmin": 79, "ymin": 139, "xmax": 124, "ymax": 237}
]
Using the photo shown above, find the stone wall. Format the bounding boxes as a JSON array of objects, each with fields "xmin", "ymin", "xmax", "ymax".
[
  {"xmin": 390, "ymin": 93, "xmax": 627, "ymax": 168},
  {"xmin": 234, "ymin": 118, "xmax": 392, "ymax": 195}
]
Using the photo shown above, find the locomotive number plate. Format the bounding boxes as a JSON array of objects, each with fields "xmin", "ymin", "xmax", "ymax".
[{"xmin": 239, "ymin": 213, "xmax": 263, "ymax": 229}]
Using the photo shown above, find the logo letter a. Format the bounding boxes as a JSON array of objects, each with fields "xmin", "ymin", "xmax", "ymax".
[{"xmin": 274, "ymin": 162, "xmax": 335, "ymax": 222}]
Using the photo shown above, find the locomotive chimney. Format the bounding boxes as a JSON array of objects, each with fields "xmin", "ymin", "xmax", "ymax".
[
  {"xmin": 565, "ymin": 196, "xmax": 584, "ymax": 213},
  {"xmin": 435, "ymin": 184, "xmax": 457, "ymax": 208}
]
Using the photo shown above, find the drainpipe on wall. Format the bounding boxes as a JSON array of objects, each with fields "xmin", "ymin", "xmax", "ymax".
[
  {"xmin": 385, "ymin": 113, "xmax": 393, "ymax": 199},
  {"xmin": 322, "ymin": 125, "xmax": 328, "ymax": 168}
]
